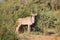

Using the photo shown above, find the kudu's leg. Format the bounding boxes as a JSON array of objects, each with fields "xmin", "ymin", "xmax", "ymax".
[
  {"xmin": 15, "ymin": 24, "xmax": 21, "ymax": 35},
  {"xmin": 28, "ymin": 25, "xmax": 30, "ymax": 32}
]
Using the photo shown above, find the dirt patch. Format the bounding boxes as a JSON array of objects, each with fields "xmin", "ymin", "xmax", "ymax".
[
  {"xmin": 17, "ymin": 33, "xmax": 60, "ymax": 40},
  {"xmin": 18, "ymin": 36, "xmax": 60, "ymax": 40},
  {"xmin": 56, "ymin": 37, "xmax": 60, "ymax": 40}
]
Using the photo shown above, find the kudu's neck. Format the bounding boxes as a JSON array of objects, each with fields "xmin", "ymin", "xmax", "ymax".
[{"xmin": 31, "ymin": 16, "xmax": 35, "ymax": 23}]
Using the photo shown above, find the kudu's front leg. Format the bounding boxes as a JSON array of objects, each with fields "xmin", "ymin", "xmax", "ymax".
[{"xmin": 28, "ymin": 25, "xmax": 30, "ymax": 32}]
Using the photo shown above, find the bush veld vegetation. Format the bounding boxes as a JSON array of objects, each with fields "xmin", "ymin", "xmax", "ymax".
[{"xmin": 0, "ymin": 0, "xmax": 60, "ymax": 40}]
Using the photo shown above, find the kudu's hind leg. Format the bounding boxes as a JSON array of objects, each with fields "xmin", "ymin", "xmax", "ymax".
[{"xmin": 15, "ymin": 24, "xmax": 21, "ymax": 35}]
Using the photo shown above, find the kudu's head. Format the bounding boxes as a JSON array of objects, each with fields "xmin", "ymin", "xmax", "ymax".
[
  {"xmin": 31, "ymin": 10, "xmax": 37, "ymax": 17},
  {"xmin": 31, "ymin": 13, "xmax": 37, "ymax": 17},
  {"xmin": 30, "ymin": 9, "xmax": 37, "ymax": 17}
]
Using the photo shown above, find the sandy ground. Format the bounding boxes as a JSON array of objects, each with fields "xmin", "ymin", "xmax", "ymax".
[
  {"xmin": 27, "ymin": 36, "xmax": 60, "ymax": 40},
  {"xmin": 17, "ymin": 34, "xmax": 60, "ymax": 40}
]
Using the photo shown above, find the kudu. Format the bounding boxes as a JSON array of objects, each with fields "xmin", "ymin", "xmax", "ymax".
[{"xmin": 15, "ymin": 12, "xmax": 37, "ymax": 34}]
